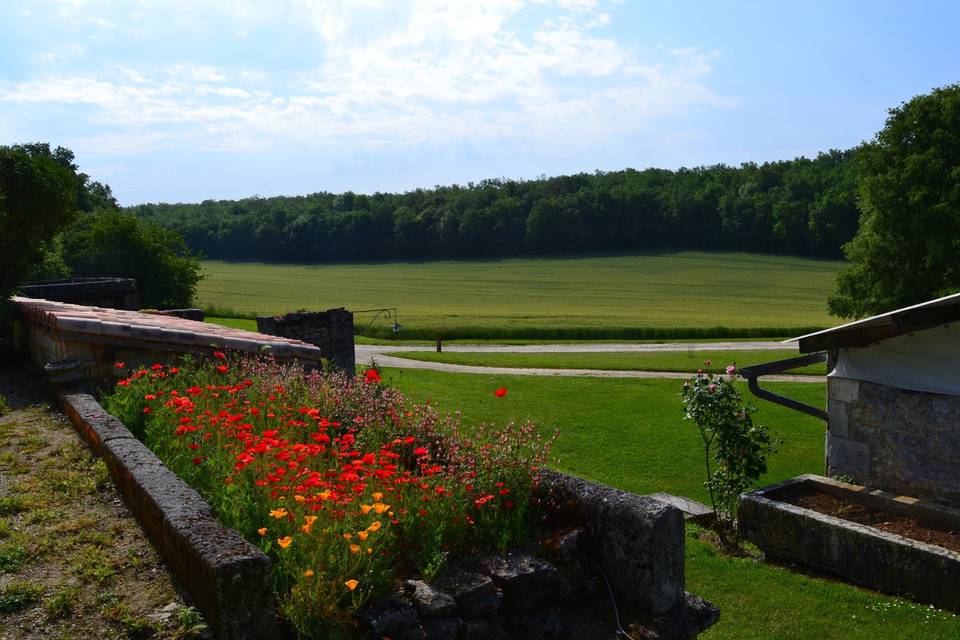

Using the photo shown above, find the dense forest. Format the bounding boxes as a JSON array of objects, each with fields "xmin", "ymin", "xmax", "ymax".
[{"xmin": 128, "ymin": 149, "xmax": 860, "ymax": 262}]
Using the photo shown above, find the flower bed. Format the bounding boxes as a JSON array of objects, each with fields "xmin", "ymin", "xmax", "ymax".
[
  {"xmin": 104, "ymin": 354, "xmax": 554, "ymax": 638},
  {"xmin": 739, "ymin": 474, "xmax": 960, "ymax": 613}
]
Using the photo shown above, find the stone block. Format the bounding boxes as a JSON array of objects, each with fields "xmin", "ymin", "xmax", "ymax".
[
  {"xmin": 829, "ymin": 377, "xmax": 860, "ymax": 403},
  {"xmin": 477, "ymin": 551, "xmax": 560, "ymax": 610},
  {"xmin": 405, "ymin": 580, "xmax": 457, "ymax": 618},
  {"xmin": 827, "ymin": 398, "xmax": 849, "ymax": 439},
  {"xmin": 536, "ymin": 469, "xmax": 685, "ymax": 615},
  {"xmin": 826, "ymin": 436, "xmax": 870, "ymax": 481},
  {"xmin": 60, "ymin": 392, "xmax": 135, "ymax": 452}
]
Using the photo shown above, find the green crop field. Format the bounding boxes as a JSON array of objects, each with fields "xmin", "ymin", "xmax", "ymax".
[
  {"xmin": 197, "ymin": 251, "xmax": 844, "ymax": 339},
  {"xmin": 388, "ymin": 348, "xmax": 827, "ymax": 375}
]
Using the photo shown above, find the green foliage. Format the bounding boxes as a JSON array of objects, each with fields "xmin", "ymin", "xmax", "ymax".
[
  {"xmin": 0, "ymin": 580, "xmax": 45, "ymax": 613},
  {"xmin": 682, "ymin": 368, "xmax": 775, "ymax": 544},
  {"xmin": 60, "ymin": 209, "xmax": 202, "ymax": 308},
  {"xmin": 129, "ymin": 151, "xmax": 860, "ymax": 263},
  {"xmin": 828, "ymin": 84, "xmax": 960, "ymax": 318},
  {"xmin": 0, "ymin": 143, "xmax": 81, "ymax": 304}
]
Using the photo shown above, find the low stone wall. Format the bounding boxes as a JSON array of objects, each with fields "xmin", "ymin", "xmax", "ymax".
[
  {"xmin": 59, "ymin": 391, "xmax": 278, "ymax": 640},
  {"xmin": 19, "ymin": 277, "xmax": 141, "ymax": 310},
  {"xmin": 360, "ymin": 470, "xmax": 719, "ymax": 640},
  {"xmin": 56, "ymin": 386, "xmax": 717, "ymax": 639},
  {"xmin": 827, "ymin": 377, "xmax": 960, "ymax": 505},
  {"xmin": 257, "ymin": 308, "xmax": 355, "ymax": 376},
  {"xmin": 740, "ymin": 474, "xmax": 960, "ymax": 612},
  {"xmin": 11, "ymin": 297, "xmax": 326, "ymax": 391}
]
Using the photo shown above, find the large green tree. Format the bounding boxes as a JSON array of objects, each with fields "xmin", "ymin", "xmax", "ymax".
[
  {"xmin": 60, "ymin": 209, "xmax": 203, "ymax": 309},
  {"xmin": 0, "ymin": 144, "xmax": 81, "ymax": 302},
  {"xmin": 828, "ymin": 84, "xmax": 960, "ymax": 318}
]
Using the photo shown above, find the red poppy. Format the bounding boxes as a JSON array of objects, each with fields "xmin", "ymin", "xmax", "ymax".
[
  {"xmin": 213, "ymin": 351, "xmax": 226, "ymax": 360},
  {"xmin": 494, "ymin": 387, "xmax": 508, "ymax": 397},
  {"xmin": 113, "ymin": 362, "xmax": 126, "ymax": 369},
  {"xmin": 413, "ymin": 447, "xmax": 428, "ymax": 457},
  {"xmin": 364, "ymin": 368, "xmax": 382, "ymax": 384},
  {"xmin": 216, "ymin": 365, "xmax": 229, "ymax": 373}
]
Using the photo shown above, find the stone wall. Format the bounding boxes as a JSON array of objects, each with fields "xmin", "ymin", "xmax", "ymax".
[
  {"xmin": 256, "ymin": 308, "xmax": 355, "ymax": 376},
  {"xmin": 827, "ymin": 377, "xmax": 960, "ymax": 505},
  {"xmin": 19, "ymin": 278, "xmax": 141, "ymax": 310}
]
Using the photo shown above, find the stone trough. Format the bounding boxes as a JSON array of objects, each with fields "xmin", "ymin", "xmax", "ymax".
[{"xmin": 739, "ymin": 474, "xmax": 960, "ymax": 612}]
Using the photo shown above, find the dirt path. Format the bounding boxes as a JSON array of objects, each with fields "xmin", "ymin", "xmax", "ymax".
[
  {"xmin": 357, "ymin": 353, "xmax": 822, "ymax": 383},
  {"xmin": 358, "ymin": 340, "xmax": 791, "ymax": 355},
  {"xmin": 0, "ymin": 366, "xmax": 209, "ymax": 640}
]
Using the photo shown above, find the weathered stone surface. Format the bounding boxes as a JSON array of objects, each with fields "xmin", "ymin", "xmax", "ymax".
[
  {"xmin": 828, "ymin": 378, "xmax": 960, "ymax": 504},
  {"xmin": 478, "ymin": 551, "xmax": 560, "ymax": 610},
  {"xmin": 19, "ymin": 277, "xmax": 141, "ymax": 310},
  {"xmin": 554, "ymin": 527, "xmax": 584, "ymax": 563},
  {"xmin": 536, "ymin": 469, "xmax": 686, "ymax": 615},
  {"xmin": 60, "ymin": 393, "xmax": 277, "ymax": 640},
  {"xmin": 459, "ymin": 618, "xmax": 509, "ymax": 640},
  {"xmin": 457, "ymin": 590, "xmax": 502, "ymax": 618},
  {"xmin": 740, "ymin": 474, "xmax": 960, "ymax": 613},
  {"xmin": 60, "ymin": 392, "xmax": 136, "ymax": 452},
  {"xmin": 161, "ymin": 514, "xmax": 276, "ymax": 639},
  {"xmin": 504, "ymin": 610, "xmax": 565, "ymax": 639},
  {"xmin": 405, "ymin": 580, "xmax": 457, "ymax": 618},
  {"xmin": 633, "ymin": 593, "xmax": 721, "ymax": 640},
  {"xmin": 149, "ymin": 308, "xmax": 206, "ymax": 322},
  {"xmin": 396, "ymin": 616, "xmax": 462, "ymax": 640},
  {"xmin": 433, "ymin": 567, "xmax": 495, "ymax": 606},
  {"xmin": 826, "ymin": 436, "xmax": 870, "ymax": 482},
  {"xmin": 360, "ymin": 592, "xmax": 418, "ymax": 636},
  {"xmin": 647, "ymin": 493, "xmax": 714, "ymax": 525},
  {"xmin": 256, "ymin": 308, "xmax": 355, "ymax": 376}
]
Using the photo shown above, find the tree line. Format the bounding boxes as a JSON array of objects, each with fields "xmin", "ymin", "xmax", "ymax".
[
  {"xmin": 128, "ymin": 149, "xmax": 860, "ymax": 262},
  {"xmin": 1, "ymin": 143, "xmax": 201, "ymax": 310}
]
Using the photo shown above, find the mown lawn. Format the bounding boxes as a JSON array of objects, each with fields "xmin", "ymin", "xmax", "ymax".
[
  {"xmin": 388, "ymin": 348, "xmax": 826, "ymax": 375},
  {"xmin": 381, "ymin": 369, "xmax": 824, "ymax": 506},
  {"xmin": 382, "ymin": 368, "xmax": 960, "ymax": 639},
  {"xmin": 197, "ymin": 251, "xmax": 843, "ymax": 339}
]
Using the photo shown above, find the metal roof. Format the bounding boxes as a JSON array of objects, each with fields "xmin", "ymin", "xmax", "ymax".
[{"xmin": 787, "ymin": 292, "xmax": 960, "ymax": 353}]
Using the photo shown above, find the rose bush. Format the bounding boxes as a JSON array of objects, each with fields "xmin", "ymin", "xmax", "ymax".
[{"xmin": 682, "ymin": 363, "xmax": 775, "ymax": 547}]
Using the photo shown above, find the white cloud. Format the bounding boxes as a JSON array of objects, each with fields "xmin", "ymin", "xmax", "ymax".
[{"xmin": 0, "ymin": 1, "xmax": 733, "ymax": 156}]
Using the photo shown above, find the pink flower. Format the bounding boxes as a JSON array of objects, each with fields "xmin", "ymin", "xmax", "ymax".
[
  {"xmin": 726, "ymin": 365, "xmax": 736, "ymax": 375},
  {"xmin": 708, "ymin": 383, "xmax": 717, "ymax": 392}
]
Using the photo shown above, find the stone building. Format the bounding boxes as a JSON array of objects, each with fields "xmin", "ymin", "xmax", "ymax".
[{"xmin": 792, "ymin": 293, "xmax": 960, "ymax": 506}]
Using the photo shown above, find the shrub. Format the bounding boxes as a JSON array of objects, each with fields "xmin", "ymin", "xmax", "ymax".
[
  {"xmin": 104, "ymin": 355, "xmax": 554, "ymax": 637},
  {"xmin": 60, "ymin": 209, "xmax": 202, "ymax": 308},
  {"xmin": 681, "ymin": 363, "xmax": 775, "ymax": 546}
]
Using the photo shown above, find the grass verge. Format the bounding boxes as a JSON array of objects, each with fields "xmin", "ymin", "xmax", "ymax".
[
  {"xmin": 0, "ymin": 368, "xmax": 207, "ymax": 639},
  {"xmin": 387, "ymin": 349, "xmax": 825, "ymax": 375}
]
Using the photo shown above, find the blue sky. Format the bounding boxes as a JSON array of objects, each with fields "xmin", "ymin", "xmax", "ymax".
[{"xmin": 1, "ymin": 1, "xmax": 958, "ymax": 205}]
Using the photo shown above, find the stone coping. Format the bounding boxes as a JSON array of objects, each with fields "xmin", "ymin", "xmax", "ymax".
[
  {"xmin": 59, "ymin": 390, "xmax": 278, "ymax": 640},
  {"xmin": 740, "ymin": 474, "xmax": 960, "ymax": 612},
  {"xmin": 12, "ymin": 296, "xmax": 324, "ymax": 362}
]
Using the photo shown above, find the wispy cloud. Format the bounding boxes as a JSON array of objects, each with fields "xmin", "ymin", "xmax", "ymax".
[{"xmin": 0, "ymin": 1, "xmax": 733, "ymax": 157}]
